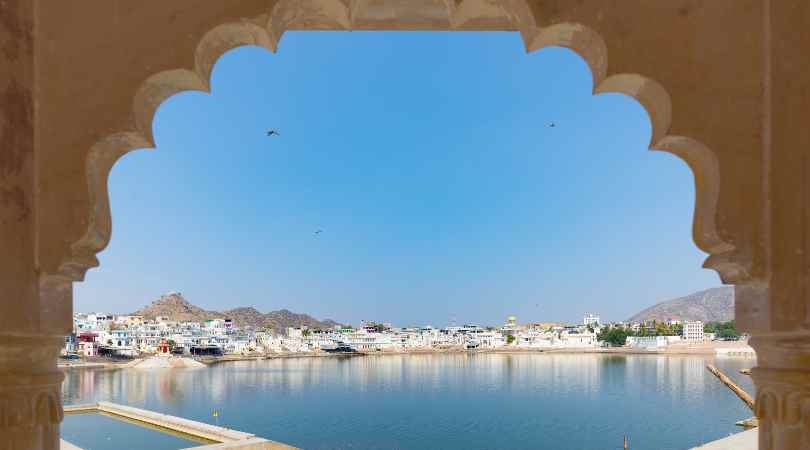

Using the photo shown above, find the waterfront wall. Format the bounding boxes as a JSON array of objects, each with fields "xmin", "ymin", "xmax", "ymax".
[{"xmin": 64, "ymin": 402, "xmax": 299, "ymax": 450}]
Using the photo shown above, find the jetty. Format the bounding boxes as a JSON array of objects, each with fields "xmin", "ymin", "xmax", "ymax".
[{"xmin": 63, "ymin": 402, "xmax": 299, "ymax": 450}]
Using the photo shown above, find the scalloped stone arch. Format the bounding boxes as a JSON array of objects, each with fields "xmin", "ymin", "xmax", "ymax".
[
  {"xmin": 63, "ymin": 3, "xmax": 743, "ymax": 288},
  {"xmin": 12, "ymin": 2, "xmax": 809, "ymax": 449}
]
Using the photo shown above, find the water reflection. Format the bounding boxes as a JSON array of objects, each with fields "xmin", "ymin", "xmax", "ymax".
[{"xmin": 62, "ymin": 354, "xmax": 755, "ymax": 450}]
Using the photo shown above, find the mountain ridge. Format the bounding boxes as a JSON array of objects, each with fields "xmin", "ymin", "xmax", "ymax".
[
  {"xmin": 132, "ymin": 292, "xmax": 340, "ymax": 331},
  {"xmin": 628, "ymin": 287, "xmax": 734, "ymax": 323}
]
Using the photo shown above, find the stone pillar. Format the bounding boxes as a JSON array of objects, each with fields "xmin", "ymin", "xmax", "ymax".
[
  {"xmin": 1, "ymin": 1, "xmax": 68, "ymax": 449},
  {"xmin": 749, "ymin": 333, "xmax": 810, "ymax": 449},
  {"xmin": 739, "ymin": 2, "xmax": 810, "ymax": 449},
  {"xmin": 0, "ymin": 336, "xmax": 64, "ymax": 450}
]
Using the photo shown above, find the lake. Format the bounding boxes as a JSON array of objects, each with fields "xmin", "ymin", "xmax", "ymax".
[{"xmin": 61, "ymin": 353, "xmax": 755, "ymax": 450}]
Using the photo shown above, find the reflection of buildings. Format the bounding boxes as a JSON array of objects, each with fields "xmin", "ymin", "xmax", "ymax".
[{"xmin": 61, "ymin": 351, "xmax": 751, "ymax": 440}]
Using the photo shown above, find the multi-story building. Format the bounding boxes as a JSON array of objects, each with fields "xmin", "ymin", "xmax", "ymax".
[
  {"xmin": 342, "ymin": 329, "xmax": 393, "ymax": 351},
  {"xmin": 583, "ymin": 313, "xmax": 600, "ymax": 327},
  {"xmin": 516, "ymin": 330, "xmax": 556, "ymax": 348},
  {"xmin": 63, "ymin": 333, "xmax": 77, "ymax": 354},
  {"xmin": 559, "ymin": 329, "xmax": 597, "ymax": 347},
  {"xmin": 682, "ymin": 321, "xmax": 705, "ymax": 342},
  {"xmin": 286, "ymin": 327, "xmax": 304, "ymax": 339},
  {"xmin": 114, "ymin": 315, "xmax": 144, "ymax": 328}
]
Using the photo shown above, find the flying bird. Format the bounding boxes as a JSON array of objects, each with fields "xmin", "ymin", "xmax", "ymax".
[
  {"xmin": 314, "ymin": 229, "xmax": 323, "ymax": 235},
  {"xmin": 266, "ymin": 129, "xmax": 280, "ymax": 137},
  {"xmin": 548, "ymin": 123, "xmax": 556, "ymax": 128}
]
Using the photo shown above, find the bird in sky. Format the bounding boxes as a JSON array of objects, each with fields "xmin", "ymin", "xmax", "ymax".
[
  {"xmin": 314, "ymin": 229, "xmax": 323, "ymax": 235},
  {"xmin": 266, "ymin": 129, "xmax": 280, "ymax": 137},
  {"xmin": 548, "ymin": 123, "xmax": 556, "ymax": 128}
]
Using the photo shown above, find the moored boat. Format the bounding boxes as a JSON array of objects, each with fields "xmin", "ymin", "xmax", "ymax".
[{"xmin": 323, "ymin": 342, "xmax": 360, "ymax": 354}]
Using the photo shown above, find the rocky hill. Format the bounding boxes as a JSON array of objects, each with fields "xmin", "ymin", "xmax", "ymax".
[
  {"xmin": 628, "ymin": 287, "xmax": 734, "ymax": 323},
  {"xmin": 133, "ymin": 292, "xmax": 339, "ymax": 331}
]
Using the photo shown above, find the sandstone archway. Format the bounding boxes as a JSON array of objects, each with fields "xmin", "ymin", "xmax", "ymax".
[{"xmin": 2, "ymin": 1, "xmax": 806, "ymax": 449}]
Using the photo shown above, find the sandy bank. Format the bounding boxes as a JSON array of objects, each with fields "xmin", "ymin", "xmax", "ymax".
[{"xmin": 130, "ymin": 356, "xmax": 205, "ymax": 369}]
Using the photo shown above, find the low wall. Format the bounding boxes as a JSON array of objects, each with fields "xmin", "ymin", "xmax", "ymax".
[
  {"xmin": 182, "ymin": 437, "xmax": 300, "ymax": 450},
  {"xmin": 96, "ymin": 401, "xmax": 253, "ymax": 443},
  {"xmin": 63, "ymin": 401, "xmax": 300, "ymax": 450}
]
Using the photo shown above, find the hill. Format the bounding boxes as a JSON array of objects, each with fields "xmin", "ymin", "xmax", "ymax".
[
  {"xmin": 628, "ymin": 287, "xmax": 734, "ymax": 323},
  {"xmin": 133, "ymin": 292, "xmax": 339, "ymax": 331}
]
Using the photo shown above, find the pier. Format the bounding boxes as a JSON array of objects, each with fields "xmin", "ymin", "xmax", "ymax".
[{"xmin": 63, "ymin": 402, "xmax": 299, "ymax": 450}]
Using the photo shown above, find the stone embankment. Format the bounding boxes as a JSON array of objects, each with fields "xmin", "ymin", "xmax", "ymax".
[{"xmin": 689, "ymin": 429, "xmax": 757, "ymax": 450}]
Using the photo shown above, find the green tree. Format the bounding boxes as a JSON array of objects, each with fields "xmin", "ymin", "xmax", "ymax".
[
  {"xmin": 717, "ymin": 321, "xmax": 740, "ymax": 340},
  {"xmin": 506, "ymin": 335, "xmax": 516, "ymax": 345},
  {"xmin": 704, "ymin": 320, "xmax": 739, "ymax": 340},
  {"xmin": 597, "ymin": 327, "xmax": 629, "ymax": 347}
]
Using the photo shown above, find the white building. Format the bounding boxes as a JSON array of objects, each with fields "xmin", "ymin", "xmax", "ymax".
[
  {"xmin": 627, "ymin": 335, "xmax": 682, "ymax": 349},
  {"xmin": 559, "ymin": 330, "xmax": 597, "ymax": 348},
  {"xmin": 515, "ymin": 330, "xmax": 556, "ymax": 348},
  {"xmin": 683, "ymin": 321, "xmax": 705, "ymax": 342},
  {"xmin": 583, "ymin": 313, "xmax": 600, "ymax": 327},
  {"xmin": 286, "ymin": 327, "xmax": 304, "ymax": 339},
  {"xmin": 342, "ymin": 329, "xmax": 393, "ymax": 351}
]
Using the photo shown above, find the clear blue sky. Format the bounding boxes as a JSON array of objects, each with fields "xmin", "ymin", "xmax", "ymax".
[{"xmin": 74, "ymin": 31, "xmax": 719, "ymax": 326}]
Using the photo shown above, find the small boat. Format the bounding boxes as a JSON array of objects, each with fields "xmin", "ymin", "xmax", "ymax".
[
  {"xmin": 465, "ymin": 339, "xmax": 480, "ymax": 350},
  {"xmin": 323, "ymin": 342, "xmax": 359, "ymax": 354}
]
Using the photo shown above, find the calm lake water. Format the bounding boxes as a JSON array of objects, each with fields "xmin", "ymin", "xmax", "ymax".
[{"xmin": 61, "ymin": 353, "xmax": 755, "ymax": 450}]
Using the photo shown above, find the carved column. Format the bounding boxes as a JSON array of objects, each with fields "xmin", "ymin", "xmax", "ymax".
[
  {"xmin": 0, "ymin": 337, "xmax": 64, "ymax": 450},
  {"xmin": 749, "ymin": 335, "xmax": 810, "ymax": 449},
  {"xmin": 740, "ymin": 1, "xmax": 810, "ymax": 449},
  {"xmin": 1, "ymin": 1, "xmax": 68, "ymax": 449}
]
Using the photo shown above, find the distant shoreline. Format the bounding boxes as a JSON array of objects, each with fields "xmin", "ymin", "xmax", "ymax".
[{"xmin": 58, "ymin": 341, "xmax": 754, "ymax": 370}]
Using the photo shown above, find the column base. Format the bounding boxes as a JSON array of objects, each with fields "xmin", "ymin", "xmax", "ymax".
[
  {"xmin": 749, "ymin": 333, "xmax": 810, "ymax": 450},
  {"xmin": 0, "ymin": 337, "xmax": 64, "ymax": 450}
]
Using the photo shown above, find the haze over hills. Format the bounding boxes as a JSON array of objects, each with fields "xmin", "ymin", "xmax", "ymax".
[
  {"xmin": 132, "ymin": 292, "xmax": 340, "ymax": 331},
  {"xmin": 132, "ymin": 287, "xmax": 732, "ymax": 330},
  {"xmin": 628, "ymin": 287, "xmax": 734, "ymax": 323}
]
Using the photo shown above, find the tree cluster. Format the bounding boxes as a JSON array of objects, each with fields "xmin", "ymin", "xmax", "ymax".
[
  {"xmin": 367, "ymin": 322, "xmax": 388, "ymax": 333},
  {"xmin": 704, "ymin": 320, "xmax": 740, "ymax": 340},
  {"xmin": 597, "ymin": 327, "xmax": 630, "ymax": 347},
  {"xmin": 597, "ymin": 320, "xmax": 683, "ymax": 347}
]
